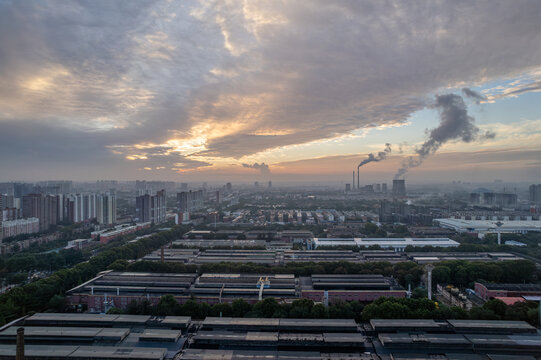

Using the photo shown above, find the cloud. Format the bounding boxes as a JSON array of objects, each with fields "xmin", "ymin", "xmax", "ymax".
[
  {"xmin": 395, "ymin": 93, "xmax": 494, "ymax": 178},
  {"xmin": 242, "ymin": 162, "xmax": 270, "ymax": 175},
  {"xmin": 462, "ymin": 88, "xmax": 487, "ymax": 103},
  {"xmin": 1, "ymin": 1, "xmax": 541, "ymax": 178}
]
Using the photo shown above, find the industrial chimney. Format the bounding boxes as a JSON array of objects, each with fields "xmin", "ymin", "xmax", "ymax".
[
  {"xmin": 426, "ymin": 264, "xmax": 434, "ymax": 301},
  {"xmin": 16, "ymin": 327, "xmax": 24, "ymax": 360}
]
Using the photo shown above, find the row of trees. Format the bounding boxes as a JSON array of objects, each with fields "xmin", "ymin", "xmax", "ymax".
[
  {"xmin": 431, "ymin": 259, "xmax": 535, "ymax": 287},
  {"xmin": 0, "ymin": 224, "xmax": 191, "ymax": 325},
  {"xmin": 111, "ymin": 295, "xmax": 540, "ymax": 325},
  {"xmin": 0, "ymin": 249, "xmax": 87, "ymax": 274},
  {"xmin": 112, "ymin": 296, "xmax": 365, "ymax": 321},
  {"xmin": 362, "ymin": 297, "xmax": 539, "ymax": 324}
]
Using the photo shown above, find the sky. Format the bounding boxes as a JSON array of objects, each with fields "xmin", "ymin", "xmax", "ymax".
[{"xmin": 1, "ymin": 0, "xmax": 541, "ymax": 184}]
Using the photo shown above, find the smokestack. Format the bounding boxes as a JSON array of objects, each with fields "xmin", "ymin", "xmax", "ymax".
[
  {"xmin": 426, "ymin": 264, "xmax": 434, "ymax": 301},
  {"xmin": 16, "ymin": 328, "xmax": 24, "ymax": 360},
  {"xmin": 352, "ymin": 171, "xmax": 355, "ymax": 190},
  {"xmin": 356, "ymin": 143, "xmax": 392, "ymax": 190},
  {"xmin": 160, "ymin": 246, "xmax": 164, "ymax": 262}
]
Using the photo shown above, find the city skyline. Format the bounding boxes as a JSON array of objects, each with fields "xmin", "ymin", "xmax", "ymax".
[{"xmin": 1, "ymin": 1, "xmax": 541, "ymax": 182}]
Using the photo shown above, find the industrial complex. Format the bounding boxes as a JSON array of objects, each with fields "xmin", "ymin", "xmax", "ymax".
[
  {"xmin": 1, "ymin": 313, "xmax": 541, "ymax": 359},
  {"xmin": 142, "ymin": 247, "xmax": 526, "ymax": 266},
  {"xmin": 66, "ymin": 271, "xmax": 406, "ymax": 311}
]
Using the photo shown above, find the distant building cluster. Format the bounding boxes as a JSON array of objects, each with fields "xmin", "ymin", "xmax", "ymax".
[
  {"xmin": 470, "ymin": 190, "xmax": 517, "ymax": 208},
  {"xmin": 0, "ymin": 182, "xmax": 118, "ymax": 241}
]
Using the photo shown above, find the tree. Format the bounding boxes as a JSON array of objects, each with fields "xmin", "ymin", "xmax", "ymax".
[
  {"xmin": 108, "ymin": 259, "xmax": 129, "ymax": 271},
  {"xmin": 469, "ymin": 306, "xmax": 499, "ymax": 320},
  {"xmin": 212, "ymin": 303, "xmax": 233, "ymax": 317},
  {"xmin": 47, "ymin": 295, "xmax": 66, "ymax": 312},
  {"xmin": 432, "ymin": 266, "xmax": 451, "ymax": 285},
  {"xmin": 157, "ymin": 295, "xmax": 178, "ymax": 316},
  {"xmin": 483, "ymin": 299, "xmax": 507, "ymax": 318},
  {"xmin": 253, "ymin": 298, "xmax": 281, "ymax": 318},
  {"xmin": 310, "ymin": 303, "xmax": 328, "ymax": 319},
  {"xmin": 232, "ymin": 299, "xmax": 252, "ymax": 317}
]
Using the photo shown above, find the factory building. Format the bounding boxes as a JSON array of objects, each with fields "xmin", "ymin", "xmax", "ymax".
[
  {"xmin": 308, "ymin": 237, "xmax": 460, "ymax": 251},
  {"xmin": 66, "ymin": 271, "xmax": 298, "ymax": 310},
  {"xmin": 301, "ymin": 274, "xmax": 406, "ymax": 303},
  {"xmin": 1, "ymin": 313, "xmax": 541, "ymax": 359},
  {"xmin": 435, "ymin": 218, "xmax": 541, "ymax": 236},
  {"xmin": 0, "ymin": 312, "xmax": 189, "ymax": 360},
  {"xmin": 142, "ymin": 247, "xmax": 526, "ymax": 267},
  {"xmin": 67, "ymin": 271, "xmax": 408, "ymax": 310},
  {"xmin": 475, "ymin": 282, "xmax": 541, "ymax": 300}
]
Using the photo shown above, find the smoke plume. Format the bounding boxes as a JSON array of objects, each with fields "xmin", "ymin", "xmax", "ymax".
[
  {"xmin": 242, "ymin": 162, "xmax": 270, "ymax": 175},
  {"xmin": 358, "ymin": 143, "xmax": 392, "ymax": 169},
  {"xmin": 462, "ymin": 87, "xmax": 487, "ymax": 103},
  {"xmin": 395, "ymin": 93, "xmax": 495, "ymax": 179}
]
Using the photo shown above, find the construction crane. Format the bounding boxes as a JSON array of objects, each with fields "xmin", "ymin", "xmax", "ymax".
[{"xmin": 257, "ymin": 276, "xmax": 270, "ymax": 301}]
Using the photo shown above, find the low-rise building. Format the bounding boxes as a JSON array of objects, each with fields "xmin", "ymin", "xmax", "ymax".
[
  {"xmin": 475, "ymin": 282, "xmax": 541, "ymax": 300},
  {"xmin": 308, "ymin": 237, "xmax": 459, "ymax": 251}
]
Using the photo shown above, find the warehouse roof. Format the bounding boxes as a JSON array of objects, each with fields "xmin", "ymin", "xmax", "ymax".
[
  {"xmin": 0, "ymin": 326, "xmax": 130, "ymax": 342},
  {"xmin": 478, "ymin": 282, "xmax": 541, "ymax": 291},
  {"xmin": 0, "ymin": 345, "xmax": 167, "ymax": 360}
]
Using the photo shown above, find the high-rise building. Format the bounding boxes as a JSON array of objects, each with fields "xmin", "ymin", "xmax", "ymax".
[
  {"xmin": 22, "ymin": 193, "xmax": 59, "ymax": 231},
  {"xmin": 268, "ymin": 181, "xmax": 272, "ymax": 188},
  {"xmin": 97, "ymin": 193, "xmax": 117, "ymax": 225},
  {"xmin": 345, "ymin": 184, "xmax": 351, "ymax": 192},
  {"xmin": 530, "ymin": 184, "xmax": 541, "ymax": 204},
  {"xmin": 64, "ymin": 194, "xmax": 97, "ymax": 223},
  {"xmin": 0, "ymin": 194, "xmax": 14, "ymax": 210},
  {"xmin": 225, "ymin": 183, "xmax": 232, "ymax": 191},
  {"xmin": 382, "ymin": 183, "xmax": 388, "ymax": 193},
  {"xmin": 177, "ymin": 190, "xmax": 203, "ymax": 212},
  {"xmin": 136, "ymin": 190, "xmax": 166, "ymax": 224},
  {"xmin": 392, "ymin": 179, "xmax": 406, "ymax": 197}
]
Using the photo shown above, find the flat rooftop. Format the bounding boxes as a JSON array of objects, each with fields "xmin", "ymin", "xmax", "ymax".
[
  {"xmin": 201, "ymin": 317, "xmax": 358, "ymax": 332},
  {"xmin": 478, "ymin": 283, "xmax": 541, "ymax": 292},
  {"xmin": 435, "ymin": 218, "xmax": 541, "ymax": 231},
  {"xmin": 24, "ymin": 313, "xmax": 191, "ymax": 329},
  {"xmin": 0, "ymin": 345, "xmax": 167, "ymax": 360}
]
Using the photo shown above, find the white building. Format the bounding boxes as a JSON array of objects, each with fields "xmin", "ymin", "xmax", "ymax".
[
  {"xmin": 434, "ymin": 218, "xmax": 541, "ymax": 236},
  {"xmin": 0, "ymin": 217, "xmax": 39, "ymax": 240},
  {"xmin": 96, "ymin": 193, "xmax": 117, "ymax": 225},
  {"xmin": 308, "ymin": 237, "xmax": 459, "ymax": 252}
]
